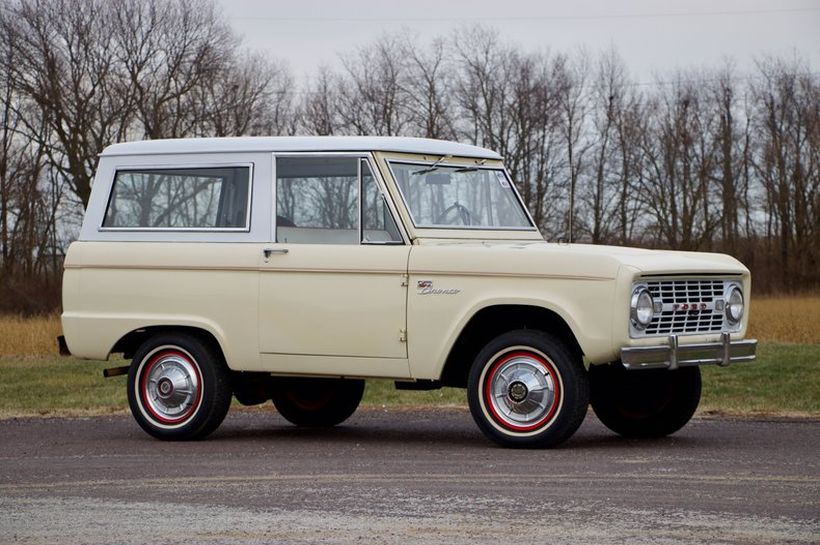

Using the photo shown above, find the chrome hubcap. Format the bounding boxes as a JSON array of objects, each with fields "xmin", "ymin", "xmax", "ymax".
[
  {"xmin": 143, "ymin": 353, "xmax": 200, "ymax": 423},
  {"xmin": 487, "ymin": 353, "xmax": 559, "ymax": 430}
]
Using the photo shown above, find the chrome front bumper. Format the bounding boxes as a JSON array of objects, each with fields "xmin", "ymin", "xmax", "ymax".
[{"xmin": 620, "ymin": 333, "xmax": 758, "ymax": 371}]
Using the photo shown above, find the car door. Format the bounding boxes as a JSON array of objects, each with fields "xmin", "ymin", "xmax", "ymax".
[{"xmin": 258, "ymin": 154, "xmax": 411, "ymax": 378}]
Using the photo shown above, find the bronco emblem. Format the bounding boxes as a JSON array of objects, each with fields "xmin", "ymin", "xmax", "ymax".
[{"xmin": 416, "ymin": 280, "xmax": 460, "ymax": 296}]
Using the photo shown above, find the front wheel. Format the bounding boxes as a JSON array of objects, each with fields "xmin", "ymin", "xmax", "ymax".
[
  {"xmin": 468, "ymin": 330, "xmax": 589, "ymax": 448},
  {"xmin": 589, "ymin": 363, "xmax": 701, "ymax": 438},
  {"xmin": 270, "ymin": 377, "xmax": 364, "ymax": 427},
  {"xmin": 128, "ymin": 333, "xmax": 232, "ymax": 440}
]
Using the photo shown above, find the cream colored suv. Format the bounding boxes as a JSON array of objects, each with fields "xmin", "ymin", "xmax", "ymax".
[{"xmin": 61, "ymin": 137, "xmax": 757, "ymax": 447}]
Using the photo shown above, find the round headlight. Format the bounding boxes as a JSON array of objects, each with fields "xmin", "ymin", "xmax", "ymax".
[
  {"xmin": 631, "ymin": 288, "xmax": 654, "ymax": 329},
  {"xmin": 726, "ymin": 287, "xmax": 744, "ymax": 324}
]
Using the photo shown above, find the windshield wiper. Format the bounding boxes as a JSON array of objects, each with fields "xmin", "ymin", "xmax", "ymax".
[
  {"xmin": 453, "ymin": 160, "xmax": 487, "ymax": 173},
  {"xmin": 412, "ymin": 154, "xmax": 451, "ymax": 175}
]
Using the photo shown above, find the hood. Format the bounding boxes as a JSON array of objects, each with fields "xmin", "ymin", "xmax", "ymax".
[{"xmin": 411, "ymin": 239, "xmax": 748, "ymax": 279}]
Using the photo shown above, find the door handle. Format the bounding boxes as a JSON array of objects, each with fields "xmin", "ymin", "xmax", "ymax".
[{"xmin": 263, "ymin": 248, "xmax": 289, "ymax": 259}]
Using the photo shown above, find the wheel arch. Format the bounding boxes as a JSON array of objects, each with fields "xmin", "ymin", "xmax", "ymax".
[
  {"xmin": 438, "ymin": 304, "xmax": 583, "ymax": 388},
  {"xmin": 111, "ymin": 324, "xmax": 227, "ymax": 364}
]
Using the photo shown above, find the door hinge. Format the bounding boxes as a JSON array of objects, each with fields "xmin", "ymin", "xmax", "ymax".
[
  {"xmin": 401, "ymin": 273, "xmax": 409, "ymax": 287},
  {"xmin": 399, "ymin": 328, "xmax": 407, "ymax": 342}
]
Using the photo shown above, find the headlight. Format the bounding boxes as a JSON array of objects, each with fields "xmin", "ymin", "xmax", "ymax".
[
  {"xmin": 630, "ymin": 287, "xmax": 654, "ymax": 329},
  {"xmin": 725, "ymin": 286, "xmax": 744, "ymax": 324}
]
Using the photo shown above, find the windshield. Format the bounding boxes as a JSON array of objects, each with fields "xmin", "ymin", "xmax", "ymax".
[{"xmin": 389, "ymin": 162, "xmax": 533, "ymax": 229}]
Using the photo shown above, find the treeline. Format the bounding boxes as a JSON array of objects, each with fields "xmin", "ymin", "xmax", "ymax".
[{"xmin": 1, "ymin": 0, "xmax": 818, "ymax": 312}]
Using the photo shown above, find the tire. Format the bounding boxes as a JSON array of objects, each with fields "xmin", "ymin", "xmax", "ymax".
[
  {"xmin": 589, "ymin": 363, "xmax": 701, "ymax": 438},
  {"xmin": 270, "ymin": 377, "xmax": 364, "ymax": 427},
  {"xmin": 467, "ymin": 330, "xmax": 589, "ymax": 448},
  {"xmin": 232, "ymin": 372, "xmax": 275, "ymax": 406},
  {"xmin": 127, "ymin": 333, "xmax": 232, "ymax": 440}
]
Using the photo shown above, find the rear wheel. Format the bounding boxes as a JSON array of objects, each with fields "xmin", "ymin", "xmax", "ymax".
[
  {"xmin": 467, "ymin": 330, "xmax": 589, "ymax": 448},
  {"xmin": 128, "ymin": 333, "xmax": 232, "ymax": 440},
  {"xmin": 589, "ymin": 363, "xmax": 701, "ymax": 438},
  {"xmin": 270, "ymin": 377, "xmax": 364, "ymax": 427}
]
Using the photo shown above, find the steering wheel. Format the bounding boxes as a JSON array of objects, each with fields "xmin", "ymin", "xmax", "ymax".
[{"xmin": 435, "ymin": 202, "xmax": 472, "ymax": 226}]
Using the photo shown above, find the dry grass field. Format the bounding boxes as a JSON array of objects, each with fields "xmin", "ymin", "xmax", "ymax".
[
  {"xmin": 747, "ymin": 295, "xmax": 820, "ymax": 344},
  {"xmin": 0, "ymin": 313, "xmax": 63, "ymax": 356},
  {"xmin": 1, "ymin": 295, "xmax": 817, "ymax": 357}
]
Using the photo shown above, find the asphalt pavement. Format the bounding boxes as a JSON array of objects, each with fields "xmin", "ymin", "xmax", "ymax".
[{"xmin": 0, "ymin": 408, "xmax": 818, "ymax": 544}]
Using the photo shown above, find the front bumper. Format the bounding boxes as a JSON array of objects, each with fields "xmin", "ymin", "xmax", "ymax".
[{"xmin": 620, "ymin": 332, "xmax": 757, "ymax": 371}]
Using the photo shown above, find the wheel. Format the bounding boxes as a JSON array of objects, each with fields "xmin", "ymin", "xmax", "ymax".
[
  {"xmin": 589, "ymin": 363, "xmax": 701, "ymax": 438},
  {"xmin": 127, "ymin": 333, "xmax": 232, "ymax": 440},
  {"xmin": 270, "ymin": 377, "xmax": 364, "ymax": 427},
  {"xmin": 468, "ymin": 330, "xmax": 589, "ymax": 448}
]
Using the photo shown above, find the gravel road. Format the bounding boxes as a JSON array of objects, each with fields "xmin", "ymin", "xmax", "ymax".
[{"xmin": 0, "ymin": 409, "xmax": 818, "ymax": 544}]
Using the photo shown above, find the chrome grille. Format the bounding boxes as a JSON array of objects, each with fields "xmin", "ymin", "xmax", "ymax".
[{"xmin": 644, "ymin": 279, "xmax": 725, "ymax": 336}]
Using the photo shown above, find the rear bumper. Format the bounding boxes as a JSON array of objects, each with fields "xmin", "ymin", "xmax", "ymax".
[{"xmin": 620, "ymin": 333, "xmax": 757, "ymax": 371}]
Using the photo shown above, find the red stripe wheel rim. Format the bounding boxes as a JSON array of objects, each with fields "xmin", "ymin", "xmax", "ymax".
[
  {"xmin": 483, "ymin": 350, "xmax": 562, "ymax": 432},
  {"xmin": 139, "ymin": 349, "xmax": 203, "ymax": 426}
]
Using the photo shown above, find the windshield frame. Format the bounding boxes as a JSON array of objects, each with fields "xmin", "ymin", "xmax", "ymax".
[{"xmin": 385, "ymin": 159, "xmax": 537, "ymax": 232}]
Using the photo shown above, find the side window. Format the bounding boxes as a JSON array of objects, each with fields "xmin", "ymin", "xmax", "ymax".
[
  {"xmin": 361, "ymin": 159, "xmax": 402, "ymax": 243},
  {"xmin": 276, "ymin": 157, "xmax": 358, "ymax": 244},
  {"xmin": 276, "ymin": 157, "xmax": 402, "ymax": 245},
  {"xmin": 102, "ymin": 167, "xmax": 250, "ymax": 229}
]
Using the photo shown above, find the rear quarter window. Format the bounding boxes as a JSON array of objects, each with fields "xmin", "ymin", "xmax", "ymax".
[{"xmin": 102, "ymin": 166, "xmax": 251, "ymax": 230}]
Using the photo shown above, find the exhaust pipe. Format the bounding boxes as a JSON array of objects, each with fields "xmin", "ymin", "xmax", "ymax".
[{"xmin": 103, "ymin": 366, "xmax": 130, "ymax": 378}]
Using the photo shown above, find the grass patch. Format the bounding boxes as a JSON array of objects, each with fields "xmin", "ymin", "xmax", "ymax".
[
  {"xmin": 0, "ymin": 357, "xmax": 127, "ymax": 418},
  {"xmin": 0, "ymin": 342, "xmax": 816, "ymax": 418},
  {"xmin": 700, "ymin": 342, "xmax": 820, "ymax": 416},
  {"xmin": 362, "ymin": 380, "xmax": 466, "ymax": 408}
]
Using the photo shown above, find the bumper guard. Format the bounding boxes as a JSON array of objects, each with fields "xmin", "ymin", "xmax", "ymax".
[{"xmin": 620, "ymin": 332, "xmax": 757, "ymax": 371}]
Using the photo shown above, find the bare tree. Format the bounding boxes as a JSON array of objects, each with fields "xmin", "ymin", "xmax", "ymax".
[
  {"xmin": 751, "ymin": 56, "xmax": 819, "ymax": 290},
  {"xmin": 710, "ymin": 64, "xmax": 741, "ymax": 255},
  {"xmin": 581, "ymin": 48, "xmax": 625, "ymax": 243},
  {"xmin": 300, "ymin": 67, "xmax": 342, "ymax": 135},
  {"xmin": 337, "ymin": 36, "xmax": 409, "ymax": 136},
  {"xmin": 503, "ymin": 50, "xmax": 561, "ymax": 232},
  {"xmin": 611, "ymin": 78, "xmax": 646, "ymax": 245},
  {"xmin": 2, "ymin": 0, "xmax": 134, "ymax": 208},
  {"xmin": 452, "ymin": 27, "xmax": 516, "ymax": 154},
  {"xmin": 639, "ymin": 73, "xmax": 722, "ymax": 250},
  {"xmin": 401, "ymin": 36, "xmax": 456, "ymax": 140},
  {"xmin": 553, "ymin": 51, "xmax": 591, "ymax": 242},
  {"xmin": 203, "ymin": 54, "xmax": 297, "ymax": 137},
  {"xmin": 109, "ymin": 0, "xmax": 237, "ymax": 139}
]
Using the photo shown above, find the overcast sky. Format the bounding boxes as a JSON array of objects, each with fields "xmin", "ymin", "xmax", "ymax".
[{"xmin": 217, "ymin": 0, "xmax": 819, "ymax": 83}]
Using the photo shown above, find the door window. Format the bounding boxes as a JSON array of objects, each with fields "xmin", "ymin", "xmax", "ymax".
[{"xmin": 276, "ymin": 156, "xmax": 401, "ymax": 244}]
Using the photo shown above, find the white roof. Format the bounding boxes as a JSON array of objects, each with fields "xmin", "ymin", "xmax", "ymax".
[{"xmin": 101, "ymin": 136, "xmax": 502, "ymax": 160}]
